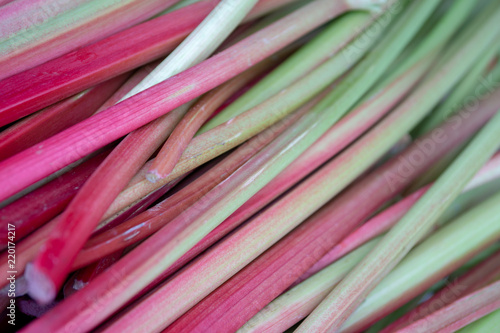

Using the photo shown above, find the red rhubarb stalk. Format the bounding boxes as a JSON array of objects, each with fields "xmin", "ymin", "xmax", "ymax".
[
  {"xmin": 0, "ymin": 0, "xmax": 297, "ymax": 127},
  {"xmin": 164, "ymin": 83, "xmax": 499, "ymax": 333},
  {"xmin": 63, "ymin": 251, "xmax": 123, "ymax": 298},
  {"xmin": 0, "ymin": 0, "xmax": 351, "ymax": 201},
  {"xmin": 24, "ymin": 0, "xmax": 271, "ymax": 304},
  {"xmin": 0, "ymin": 0, "xmax": 91, "ymax": 41},
  {"xmin": 0, "ymin": 0, "xmax": 212, "ymax": 126},
  {"xmin": 148, "ymin": 58, "xmax": 279, "ymax": 179},
  {"xmin": 0, "ymin": 0, "xmax": 182, "ymax": 81},
  {"xmin": 0, "ymin": 73, "xmax": 129, "ymax": 161},
  {"xmin": 0, "ymin": 151, "xmax": 109, "ymax": 248},
  {"xmin": 73, "ymin": 91, "xmax": 318, "ymax": 270}
]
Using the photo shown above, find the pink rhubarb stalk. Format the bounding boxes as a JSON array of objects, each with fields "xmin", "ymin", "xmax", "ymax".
[
  {"xmin": 0, "ymin": 0, "xmax": 212, "ymax": 126},
  {"xmin": 164, "ymin": 82, "xmax": 499, "ymax": 333},
  {"xmin": 23, "ymin": 0, "xmax": 270, "ymax": 304},
  {"xmin": 0, "ymin": 73, "xmax": 129, "ymax": 161},
  {"xmin": 148, "ymin": 58, "xmax": 278, "ymax": 179},
  {"xmin": 0, "ymin": 0, "xmax": 350, "ymax": 201},
  {"xmin": 382, "ymin": 250, "xmax": 500, "ymax": 332},
  {"xmin": 394, "ymin": 280, "xmax": 500, "ymax": 333},
  {"xmin": 0, "ymin": 0, "xmax": 296, "ymax": 127},
  {"xmin": 0, "ymin": 0, "xmax": 182, "ymax": 81},
  {"xmin": 72, "ymin": 92, "xmax": 318, "ymax": 270},
  {"xmin": 0, "ymin": 151, "xmax": 109, "ymax": 248}
]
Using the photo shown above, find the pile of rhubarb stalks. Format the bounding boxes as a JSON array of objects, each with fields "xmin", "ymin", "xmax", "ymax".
[{"xmin": 1, "ymin": 0, "xmax": 500, "ymax": 331}]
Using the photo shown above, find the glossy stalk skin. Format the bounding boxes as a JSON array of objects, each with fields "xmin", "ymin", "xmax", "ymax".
[
  {"xmin": 73, "ymin": 92, "xmax": 315, "ymax": 270},
  {"xmin": 0, "ymin": 0, "xmax": 182, "ymax": 81},
  {"xmin": 0, "ymin": 151, "xmax": 109, "ymax": 248},
  {"xmin": 0, "ymin": 0, "xmax": 300, "ymax": 128},
  {"xmin": 149, "ymin": 58, "xmax": 281, "ymax": 179},
  {"xmin": 0, "ymin": 73, "xmax": 129, "ymax": 161},
  {"xmin": 395, "ymin": 280, "xmax": 500, "ymax": 333},
  {"xmin": 165, "ymin": 80, "xmax": 499, "ymax": 333},
  {"xmin": 382, "ymin": 250, "xmax": 500, "ymax": 332},
  {"xmin": 0, "ymin": 0, "xmax": 352, "ymax": 202},
  {"xmin": 244, "ymin": 190, "xmax": 500, "ymax": 333},
  {"xmin": 24, "ymin": 0, "xmax": 262, "ymax": 305}
]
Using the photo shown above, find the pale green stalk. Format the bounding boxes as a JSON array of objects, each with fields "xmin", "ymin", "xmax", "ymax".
[
  {"xmin": 407, "ymin": 59, "xmax": 500, "ymax": 191},
  {"xmin": 122, "ymin": 0, "xmax": 259, "ymax": 100},
  {"xmin": 240, "ymin": 170, "xmax": 500, "ymax": 332},
  {"xmin": 103, "ymin": 2, "xmax": 440, "ymax": 328},
  {"xmin": 296, "ymin": 63, "xmax": 500, "ymax": 333},
  {"xmin": 199, "ymin": 10, "xmax": 374, "ymax": 132},
  {"xmin": 298, "ymin": 111, "xmax": 500, "ymax": 331},
  {"xmin": 341, "ymin": 191, "xmax": 500, "ymax": 332},
  {"xmin": 414, "ymin": 43, "xmax": 500, "ymax": 137},
  {"xmin": 297, "ymin": 189, "xmax": 500, "ymax": 333},
  {"xmin": 457, "ymin": 309, "xmax": 500, "ymax": 332},
  {"xmin": 109, "ymin": 9, "xmax": 388, "ymax": 205},
  {"xmin": 238, "ymin": 239, "xmax": 379, "ymax": 333}
]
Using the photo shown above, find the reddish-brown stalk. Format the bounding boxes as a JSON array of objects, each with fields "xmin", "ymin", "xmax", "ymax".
[
  {"xmin": 162, "ymin": 86, "xmax": 500, "ymax": 333},
  {"xmin": 381, "ymin": 250, "xmax": 500, "ymax": 332},
  {"xmin": 0, "ymin": 0, "xmax": 353, "ymax": 202},
  {"xmin": 148, "ymin": 57, "xmax": 280, "ymax": 179},
  {"xmin": 0, "ymin": 73, "xmax": 129, "ymax": 161}
]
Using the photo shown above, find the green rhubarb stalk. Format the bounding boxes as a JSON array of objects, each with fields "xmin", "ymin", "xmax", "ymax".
[
  {"xmin": 25, "ymin": 0, "xmax": 261, "ymax": 304},
  {"xmin": 99, "ymin": 2, "xmax": 447, "ymax": 331},
  {"xmin": 395, "ymin": 280, "xmax": 500, "ymax": 333},
  {"xmin": 199, "ymin": 10, "xmax": 374, "ymax": 132},
  {"xmin": 106, "ymin": 5, "xmax": 395, "ymax": 215},
  {"xmin": 241, "ymin": 167, "xmax": 500, "ymax": 332},
  {"xmin": 296, "ymin": 41, "xmax": 500, "ymax": 333},
  {"xmin": 413, "ymin": 44, "xmax": 500, "ymax": 137},
  {"xmin": 458, "ymin": 309, "xmax": 500, "ymax": 333},
  {"xmin": 298, "ymin": 111, "xmax": 500, "ymax": 331},
  {"xmin": 340, "ymin": 191, "xmax": 500, "ymax": 332},
  {"xmin": 407, "ymin": 59, "xmax": 500, "ymax": 192},
  {"xmin": 239, "ymin": 239, "xmax": 380, "ymax": 333}
]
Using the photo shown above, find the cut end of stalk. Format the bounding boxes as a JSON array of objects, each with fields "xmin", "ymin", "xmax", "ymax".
[
  {"xmin": 25, "ymin": 263, "xmax": 57, "ymax": 305},
  {"xmin": 145, "ymin": 170, "xmax": 162, "ymax": 184},
  {"xmin": 347, "ymin": 0, "xmax": 390, "ymax": 13}
]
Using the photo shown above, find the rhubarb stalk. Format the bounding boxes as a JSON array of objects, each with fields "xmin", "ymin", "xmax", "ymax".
[
  {"xmin": 25, "ymin": 0, "xmax": 262, "ymax": 304},
  {"xmin": 296, "ymin": 15, "xmax": 500, "ymax": 331},
  {"xmin": 0, "ymin": 0, "xmax": 359, "ymax": 201}
]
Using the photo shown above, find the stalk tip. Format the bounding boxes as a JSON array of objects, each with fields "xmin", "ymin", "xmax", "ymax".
[{"xmin": 25, "ymin": 263, "xmax": 57, "ymax": 305}]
